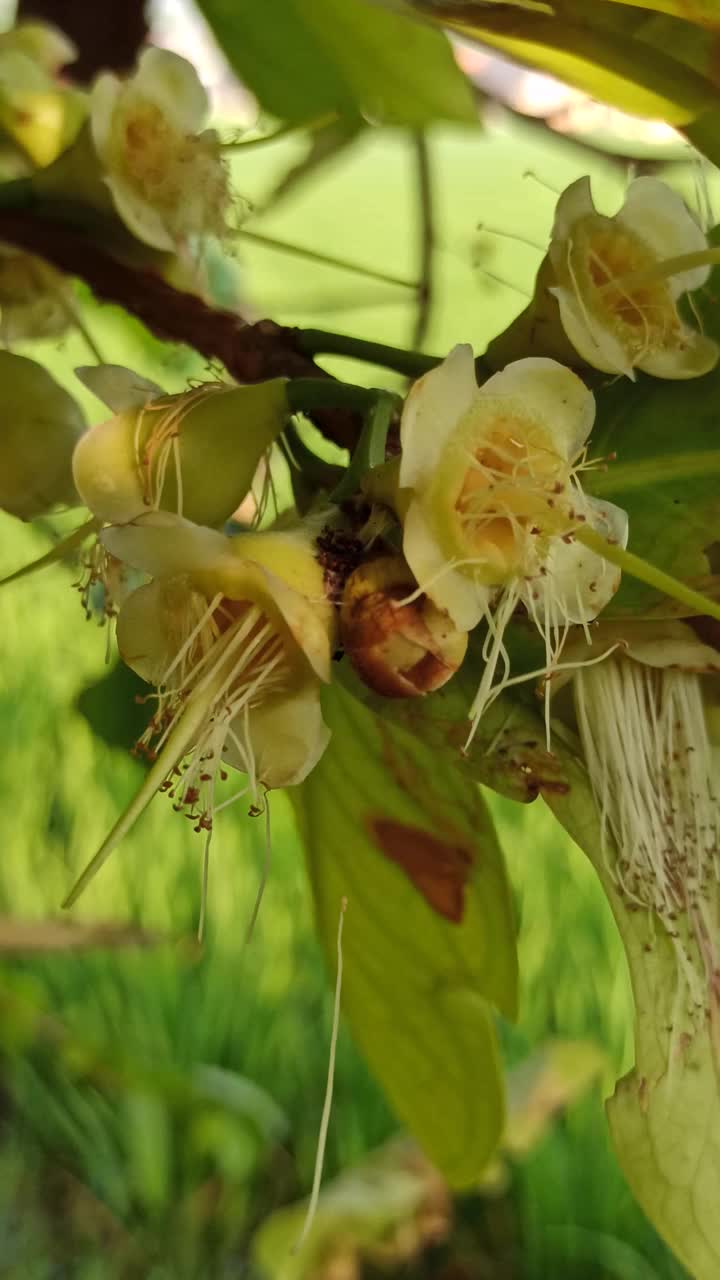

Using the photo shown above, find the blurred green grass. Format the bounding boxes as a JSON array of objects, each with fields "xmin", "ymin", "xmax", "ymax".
[{"xmin": 0, "ymin": 116, "xmax": 703, "ymax": 1276}]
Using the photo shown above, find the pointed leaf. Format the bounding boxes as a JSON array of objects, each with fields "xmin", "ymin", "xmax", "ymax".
[
  {"xmin": 196, "ymin": 0, "xmax": 477, "ymax": 126},
  {"xmin": 293, "ymin": 679, "xmax": 517, "ymax": 1187}
]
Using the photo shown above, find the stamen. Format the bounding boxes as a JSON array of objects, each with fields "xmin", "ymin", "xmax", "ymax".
[{"xmin": 596, "ymin": 247, "xmax": 720, "ymax": 296}]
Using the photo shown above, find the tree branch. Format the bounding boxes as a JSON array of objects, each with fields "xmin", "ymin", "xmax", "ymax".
[{"xmin": 0, "ymin": 209, "xmax": 361, "ymax": 448}]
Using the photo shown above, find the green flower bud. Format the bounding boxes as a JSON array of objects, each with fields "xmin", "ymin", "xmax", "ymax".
[
  {"xmin": 0, "ymin": 351, "xmax": 85, "ymax": 519},
  {"xmin": 72, "ymin": 367, "xmax": 289, "ymax": 528}
]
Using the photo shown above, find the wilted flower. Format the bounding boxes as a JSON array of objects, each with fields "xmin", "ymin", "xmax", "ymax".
[
  {"xmin": 548, "ymin": 176, "xmax": 718, "ymax": 380},
  {"xmin": 0, "ymin": 350, "xmax": 85, "ymax": 519},
  {"xmin": 398, "ymin": 346, "xmax": 627, "ymax": 733},
  {"xmin": 72, "ymin": 364, "xmax": 288, "ymax": 527},
  {"xmin": 341, "ymin": 555, "xmax": 467, "ymax": 698},
  {"xmin": 90, "ymin": 47, "xmax": 232, "ymax": 250},
  {"xmin": 568, "ymin": 619, "xmax": 720, "ymax": 1023},
  {"xmin": 64, "ymin": 513, "xmax": 336, "ymax": 905}
]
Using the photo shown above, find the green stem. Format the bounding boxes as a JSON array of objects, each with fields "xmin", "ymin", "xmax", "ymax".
[
  {"xmin": 236, "ymin": 229, "xmax": 417, "ymax": 290},
  {"xmin": 575, "ymin": 525, "xmax": 720, "ymax": 623},
  {"xmin": 287, "ymin": 376, "xmax": 401, "ymax": 416},
  {"xmin": 296, "ymin": 328, "xmax": 441, "ymax": 378},
  {"xmin": 597, "ymin": 247, "xmax": 720, "ymax": 295},
  {"xmin": 220, "ymin": 111, "xmax": 339, "ymax": 151},
  {"xmin": 331, "ymin": 392, "xmax": 398, "ymax": 501}
]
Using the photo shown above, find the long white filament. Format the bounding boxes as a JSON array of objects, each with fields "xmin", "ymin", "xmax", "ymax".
[{"xmin": 293, "ymin": 896, "xmax": 348, "ymax": 1257}]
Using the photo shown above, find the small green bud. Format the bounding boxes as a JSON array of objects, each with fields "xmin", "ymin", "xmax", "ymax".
[
  {"xmin": 72, "ymin": 369, "xmax": 289, "ymax": 528},
  {"xmin": 0, "ymin": 351, "xmax": 85, "ymax": 519}
]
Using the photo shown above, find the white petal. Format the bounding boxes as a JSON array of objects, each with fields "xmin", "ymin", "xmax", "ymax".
[
  {"xmin": 551, "ymin": 176, "xmax": 596, "ymax": 243},
  {"xmin": 133, "ymin": 47, "xmax": 208, "ymax": 134},
  {"xmin": 106, "ymin": 174, "xmax": 175, "ymax": 251},
  {"xmin": 102, "ymin": 511, "xmax": 230, "ymax": 577},
  {"xmin": 75, "ymin": 364, "xmax": 163, "ymax": 413},
  {"xmin": 225, "ymin": 681, "xmax": 330, "ymax": 790},
  {"xmin": 89, "ymin": 71, "xmax": 120, "ymax": 162},
  {"xmin": 478, "ymin": 356, "xmax": 595, "ymax": 460},
  {"xmin": 523, "ymin": 495, "xmax": 628, "ymax": 626},
  {"xmin": 617, "ymin": 177, "xmax": 710, "ymax": 297},
  {"xmin": 402, "ymin": 498, "xmax": 491, "ymax": 631},
  {"xmin": 638, "ymin": 327, "xmax": 719, "ymax": 380},
  {"xmin": 399, "ymin": 344, "xmax": 477, "ymax": 492},
  {"xmin": 552, "ymin": 286, "xmax": 635, "ymax": 379}
]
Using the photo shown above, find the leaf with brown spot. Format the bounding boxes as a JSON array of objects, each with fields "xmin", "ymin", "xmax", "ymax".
[
  {"xmin": 368, "ymin": 819, "xmax": 472, "ymax": 923},
  {"xmin": 293, "ymin": 680, "xmax": 517, "ymax": 1188}
]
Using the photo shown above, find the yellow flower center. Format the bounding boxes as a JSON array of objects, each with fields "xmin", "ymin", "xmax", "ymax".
[
  {"xmin": 113, "ymin": 97, "xmax": 230, "ymax": 240},
  {"xmin": 431, "ymin": 408, "xmax": 576, "ymax": 584},
  {"xmin": 570, "ymin": 215, "xmax": 681, "ymax": 357}
]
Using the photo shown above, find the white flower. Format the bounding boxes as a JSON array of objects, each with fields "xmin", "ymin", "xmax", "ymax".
[
  {"xmin": 549, "ymin": 176, "xmax": 718, "ymax": 380},
  {"xmin": 105, "ymin": 512, "xmax": 334, "ymax": 798},
  {"xmin": 63, "ymin": 512, "xmax": 336, "ymax": 906},
  {"xmin": 399, "ymin": 346, "xmax": 627, "ymax": 731},
  {"xmin": 90, "ymin": 47, "xmax": 232, "ymax": 250}
]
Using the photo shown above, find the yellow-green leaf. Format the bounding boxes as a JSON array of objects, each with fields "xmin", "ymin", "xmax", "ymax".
[{"xmin": 293, "ymin": 680, "xmax": 517, "ymax": 1188}]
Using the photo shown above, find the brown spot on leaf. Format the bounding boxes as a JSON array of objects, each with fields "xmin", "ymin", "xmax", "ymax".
[{"xmin": 368, "ymin": 818, "xmax": 473, "ymax": 923}]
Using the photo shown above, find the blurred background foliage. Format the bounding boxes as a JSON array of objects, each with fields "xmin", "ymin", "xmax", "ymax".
[{"xmin": 1, "ymin": 0, "xmax": 718, "ymax": 1274}]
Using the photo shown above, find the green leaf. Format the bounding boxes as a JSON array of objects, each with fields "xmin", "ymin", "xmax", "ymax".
[
  {"xmin": 196, "ymin": 0, "xmax": 477, "ymax": 126},
  {"xmin": 585, "ymin": 367, "xmax": 720, "ymax": 614},
  {"xmin": 419, "ymin": 5, "xmax": 715, "ymax": 123},
  {"xmin": 293, "ymin": 679, "xmax": 517, "ymax": 1187}
]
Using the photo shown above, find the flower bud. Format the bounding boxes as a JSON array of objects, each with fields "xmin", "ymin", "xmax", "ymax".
[
  {"xmin": 0, "ymin": 351, "xmax": 85, "ymax": 519},
  {"xmin": 341, "ymin": 555, "xmax": 467, "ymax": 698},
  {"xmin": 72, "ymin": 372, "xmax": 289, "ymax": 528}
]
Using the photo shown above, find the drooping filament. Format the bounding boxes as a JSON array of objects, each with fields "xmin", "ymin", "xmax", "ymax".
[
  {"xmin": 132, "ymin": 383, "xmax": 225, "ymax": 514},
  {"xmin": 575, "ymin": 658, "xmax": 720, "ymax": 1022},
  {"xmin": 135, "ymin": 587, "xmax": 291, "ymax": 829}
]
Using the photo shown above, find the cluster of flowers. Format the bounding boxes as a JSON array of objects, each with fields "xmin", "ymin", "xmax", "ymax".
[
  {"xmin": 1, "ymin": 33, "xmax": 718, "ymax": 1012},
  {"xmin": 0, "ymin": 27, "xmax": 236, "ymax": 344}
]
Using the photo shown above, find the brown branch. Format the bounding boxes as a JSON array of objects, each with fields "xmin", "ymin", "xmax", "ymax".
[
  {"xmin": 18, "ymin": 0, "xmax": 149, "ymax": 82},
  {"xmin": 0, "ymin": 209, "xmax": 360, "ymax": 448}
]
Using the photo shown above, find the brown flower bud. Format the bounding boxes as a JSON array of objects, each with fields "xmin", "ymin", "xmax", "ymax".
[{"xmin": 341, "ymin": 556, "xmax": 467, "ymax": 698}]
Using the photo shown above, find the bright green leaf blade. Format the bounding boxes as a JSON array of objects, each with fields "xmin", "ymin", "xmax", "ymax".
[
  {"xmin": 424, "ymin": 7, "xmax": 714, "ymax": 122},
  {"xmin": 293, "ymin": 679, "xmax": 517, "ymax": 1187},
  {"xmin": 196, "ymin": 0, "xmax": 477, "ymax": 126}
]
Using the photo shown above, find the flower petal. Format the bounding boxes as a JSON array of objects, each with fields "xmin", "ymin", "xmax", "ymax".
[
  {"xmin": 102, "ymin": 511, "xmax": 230, "ymax": 577},
  {"xmin": 478, "ymin": 356, "xmax": 596, "ymax": 460},
  {"xmin": 551, "ymin": 175, "xmax": 596, "ymax": 243},
  {"xmin": 225, "ymin": 680, "xmax": 330, "ymax": 790},
  {"xmin": 105, "ymin": 174, "xmax": 175, "ymax": 251},
  {"xmin": 75, "ymin": 364, "xmax": 163, "ymax": 413},
  {"xmin": 399, "ymin": 344, "xmax": 477, "ymax": 492},
  {"xmin": 638, "ymin": 326, "xmax": 719, "ymax": 380},
  {"xmin": 551, "ymin": 286, "xmax": 635, "ymax": 379},
  {"xmin": 89, "ymin": 70, "xmax": 120, "ymax": 162},
  {"xmin": 132, "ymin": 47, "xmax": 208, "ymax": 135},
  {"xmin": 617, "ymin": 177, "xmax": 710, "ymax": 297},
  {"xmin": 403, "ymin": 498, "xmax": 491, "ymax": 631},
  {"xmin": 116, "ymin": 577, "xmax": 186, "ymax": 683},
  {"xmin": 522, "ymin": 495, "xmax": 628, "ymax": 626}
]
